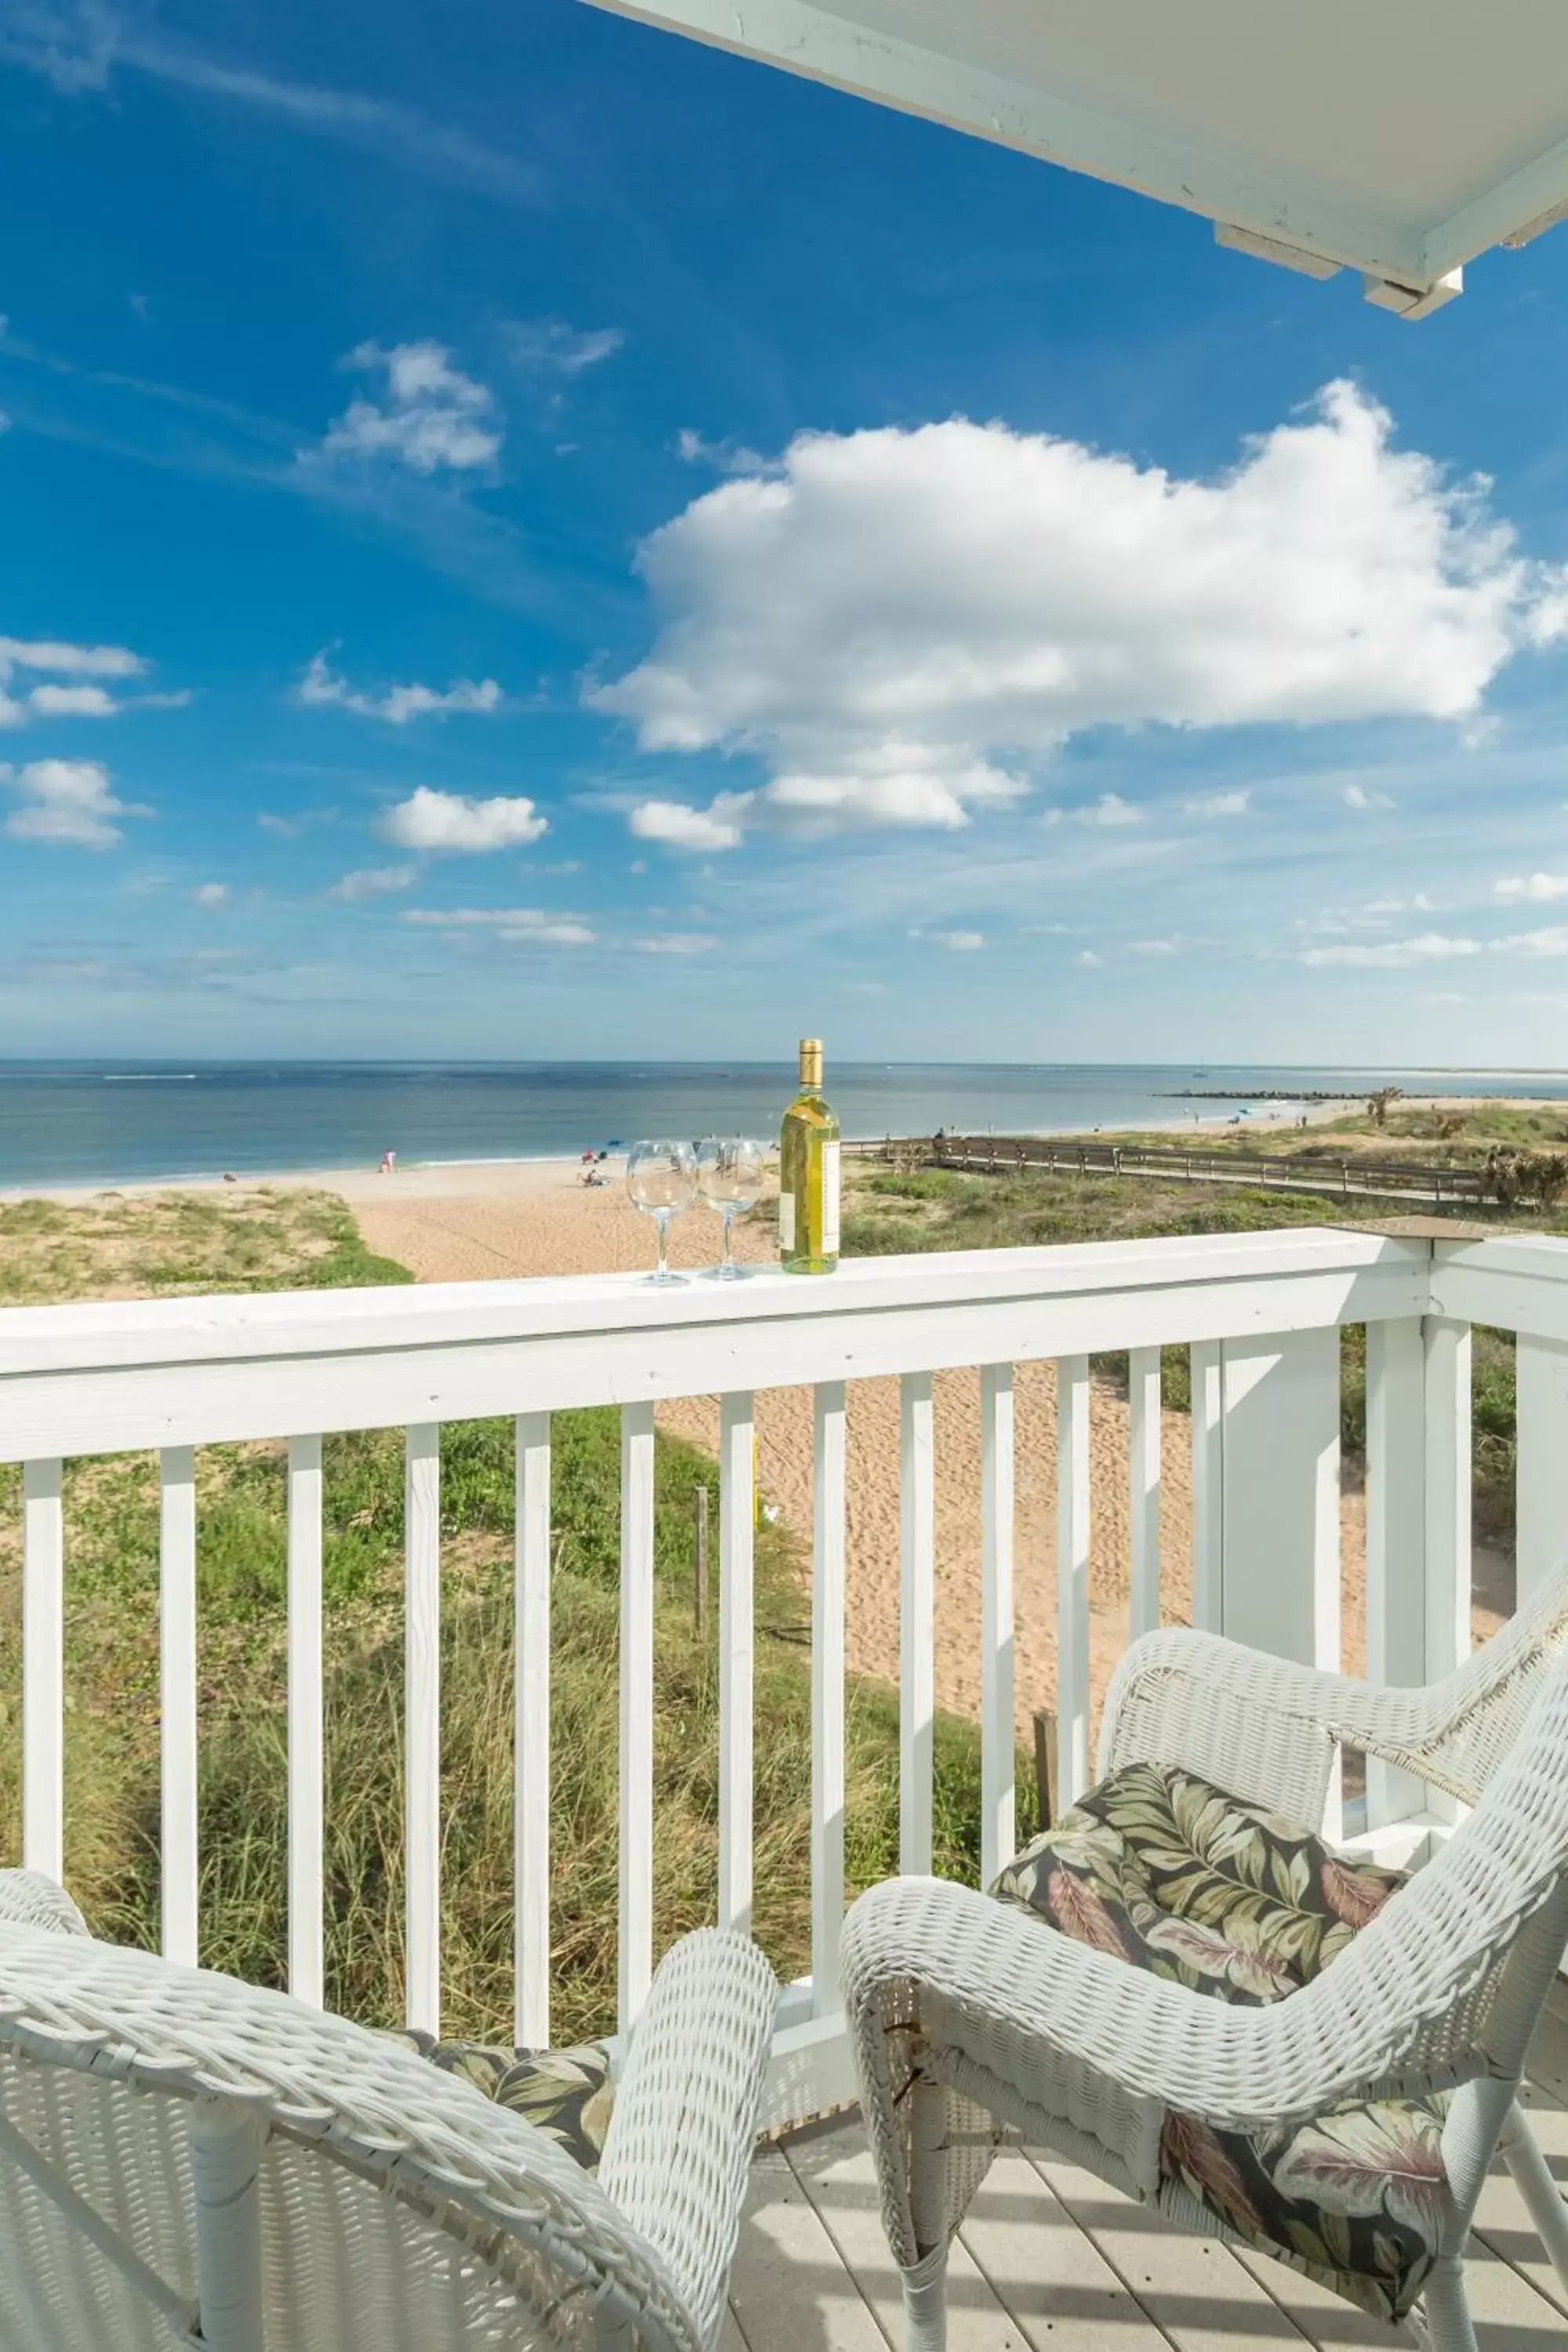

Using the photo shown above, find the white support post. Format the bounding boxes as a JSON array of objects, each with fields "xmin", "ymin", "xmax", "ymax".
[
  {"xmin": 718, "ymin": 1392, "xmax": 755, "ymax": 1937},
  {"xmin": 189, "ymin": 2098, "xmax": 266, "ymax": 2352},
  {"xmin": 1423, "ymin": 1318, "xmax": 1472, "ymax": 1682},
  {"xmin": 1515, "ymin": 1334, "xmax": 1568, "ymax": 1610},
  {"xmin": 160, "ymin": 1446, "xmax": 198, "ymax": 1967},
  {"xmin": 1189, "ymin": 1340, "xmax": 1223, "ymax": 1632},
  {"xmin": 285, "ymin": 1434, "xmax": 324, "ymax": 2007},
  {"xmin": 619, "ymin": 1401, "xmax": 656, "ymax": 2032},
  {"xmin": 1056, "ymin": 1356, "xmax": 1091, "ymax": 1809},
  {"xmin": 1215, "ymin": 1329, "xmax": 1341, "ymax": 1671},
  {"xmin": 515, "ymin": 1411, "xmax": 551, "ymax": 2048},
  {"xmin": 980, "ymin": 1363, "xmax": 1015, "ymax": 1886},
  {"xmin": 811, "ymin": 1381, "xmax": 846, "ymax": 2013},
  {"xmin": 21, "ymin": 1459, "xmax": 64, "ymax": 1883},
  {"xmin": 899, "ymin": 1371, "xmax": 935, "ymax": 1877},
  {"xmin": 1127, "ymin": 1347, "xmax": 1162, "ymax": 1641},
  {"xmin": 1365, "ymin": 1319, "xmax": 1428, "ymax": 1829},
  {"xmin": 404, "ymin": 1423, "xmax": 441, "ymax": 2035}
]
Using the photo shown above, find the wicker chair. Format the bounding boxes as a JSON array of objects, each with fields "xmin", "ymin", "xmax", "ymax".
[
  {"xmin": 0, "ymin": 1878, "xmax": 775, "ymax": 2351},
  {"xmin": 842, "ymin": 1567, "xmax": 1568, "ymax": 2352}
]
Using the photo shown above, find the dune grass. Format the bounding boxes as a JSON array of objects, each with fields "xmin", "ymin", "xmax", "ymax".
[{"xmin": 0, "ymin": 1188, "xmax": 1036, "ymax": 2043}]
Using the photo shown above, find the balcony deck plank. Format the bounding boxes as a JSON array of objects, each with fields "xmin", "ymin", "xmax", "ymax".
[{"xmin": 739, "ymin": 2059, "xmax": 1568, "ymax": 2352}]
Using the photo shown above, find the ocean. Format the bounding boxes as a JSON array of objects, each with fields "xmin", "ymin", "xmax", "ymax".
[{"xmin": 2, "ymin": 1061, "xmax": 1566, "ymax": 1191}]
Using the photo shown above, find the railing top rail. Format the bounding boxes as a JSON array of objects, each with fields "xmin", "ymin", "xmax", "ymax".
[{"xmin": 0, "ymin": 1226, "xmax": 1426, "ymax": 1377}]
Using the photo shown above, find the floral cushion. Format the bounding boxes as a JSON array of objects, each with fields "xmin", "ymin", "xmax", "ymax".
[
  {"xmin": 990, "ymin": 1761, "xmax": 1445, "ymax": 2321},
  {"xmin": 386, "ymin": 2031, "xmax": 614, "ymax": 2172}
]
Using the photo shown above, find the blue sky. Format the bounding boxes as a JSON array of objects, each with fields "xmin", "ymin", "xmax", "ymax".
[{"xmin": 5, "ymin": 0, "xmax": 1568, "ymax": 1065}]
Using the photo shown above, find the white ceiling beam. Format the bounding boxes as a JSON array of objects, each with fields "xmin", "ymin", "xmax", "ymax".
[
  {"xmin": 1424, "ymin": 124, "xmax": 1568, "ymax": 277},
  {"xmin": 579, "ymin": 0, "xmax": 1428, "ymax": 285}
]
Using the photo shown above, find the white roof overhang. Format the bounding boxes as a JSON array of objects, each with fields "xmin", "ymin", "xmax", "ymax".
[{"xmin": 578, "ymin": 0, "xmax": 1568, "ymax": 315}]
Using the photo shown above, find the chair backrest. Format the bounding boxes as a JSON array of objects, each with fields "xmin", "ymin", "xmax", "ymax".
[
  {"xmin": 0, "ymin": 1922, "xmax": 699, "ymax": 2352},
  {"xmin": 1309, "ymin": 1635, "xmax": 1568, "ymax": 2098},
  {"xmin": 1387, "ymin": 1565, "xmax": 1568, "ymax": 1809}
]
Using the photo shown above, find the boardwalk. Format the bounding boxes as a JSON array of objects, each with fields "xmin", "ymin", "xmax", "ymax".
[
  {"xmin": 729, "ymin": 1984, "xmax": 1568, "ymax": 2352},
  {"xmin": 848, "ymin": 1134, "xmax": 1492, "ymax": 1211}
]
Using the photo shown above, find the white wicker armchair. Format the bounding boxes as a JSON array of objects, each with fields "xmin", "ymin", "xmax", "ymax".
[
  {"xmin": 842, "ymin": 1566, "xmax": 1568, "ymax": 2352},
  {"xmin": 0, "ymin": 1883, "xmax": 775, "ymax": 2351}
]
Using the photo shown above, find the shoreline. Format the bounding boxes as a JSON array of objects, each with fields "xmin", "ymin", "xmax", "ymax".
[{"xmin": 4, "ymin": 1088, "xmax": 1563, "ymax": 1206}]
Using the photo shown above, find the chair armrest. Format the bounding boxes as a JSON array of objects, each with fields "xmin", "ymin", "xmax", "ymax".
[
  {"xmin": 0, "ymin": 1870, "xmax": 89, "ymax": 1936},
  {"xmin": 600, "ymin": 1930, "xmax": 777, "ymax": 2352},
  {"xmin": 1098, "ymin": 1628, "xmax": 1451, "ymax": 1824}
]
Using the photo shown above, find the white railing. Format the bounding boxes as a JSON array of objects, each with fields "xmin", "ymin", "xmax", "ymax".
[{"xmin": 2, "ymin": 1225, "xmax": 1564, "ymax": 2126}]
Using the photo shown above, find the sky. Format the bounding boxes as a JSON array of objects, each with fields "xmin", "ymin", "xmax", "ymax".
[{"xmin": 4, "ymin": 2, "xmax": 1568, "ymax": 1065}]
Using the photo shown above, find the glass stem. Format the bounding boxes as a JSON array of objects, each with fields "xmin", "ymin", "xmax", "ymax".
[
  {"xmin": 721, "ymin": 1207, "xmax": 735, "ymax": 1274},
  {"xmin": 655, "ymin": 1208, "xmax": 670, "ymax": 1280}
]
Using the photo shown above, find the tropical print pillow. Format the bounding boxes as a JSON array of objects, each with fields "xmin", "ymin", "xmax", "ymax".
[
  {"xmin": 387, "ymin": 2030, "xmax": 614, "ymax": 2173},
  {"xmin": 990, "ymin": 1760, "xmax": 1445, "ymax": 2321}
]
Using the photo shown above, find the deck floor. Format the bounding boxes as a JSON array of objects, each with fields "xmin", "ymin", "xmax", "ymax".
[{"xmin": 727, "ymin": 1984, "xmax": 1568, "ymax": 2352}]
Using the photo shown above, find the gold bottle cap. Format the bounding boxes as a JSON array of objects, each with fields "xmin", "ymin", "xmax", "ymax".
[{"xmin": 798, "ymin": 1037, "xmax": 823, "ymax": 1087}]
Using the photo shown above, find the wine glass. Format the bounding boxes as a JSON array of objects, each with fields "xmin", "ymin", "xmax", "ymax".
[
  {"xmin": 695, "ymin": 1137, "xmax": 766, "ymax": 1279},
  {"xmin": 626, "ymin": 1138, "xmax": 697, "ymax": 1284}
]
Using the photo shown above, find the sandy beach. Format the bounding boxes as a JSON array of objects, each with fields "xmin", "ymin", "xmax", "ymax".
[{"xmin": 24, "ymin": 1118, "xmax": 1513, "ymax": 1745}]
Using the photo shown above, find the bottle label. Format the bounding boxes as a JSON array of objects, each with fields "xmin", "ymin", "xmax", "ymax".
[
  {"xmin": 778, "ymin": 1187, "xmax": 796, "ymax": 1253},
  {"xmin": 821, "ymin": 1141, "xmax": 840, "ymax": 1255}
]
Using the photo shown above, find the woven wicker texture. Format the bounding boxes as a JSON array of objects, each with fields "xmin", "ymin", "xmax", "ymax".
[
  {"xmin": 841, "ymin": 1566, "xmax": 1568, "ymax": 2350},
  {"xmin": 0, "ymin": 1906, "xmax": 775, "ymax": 2352}
]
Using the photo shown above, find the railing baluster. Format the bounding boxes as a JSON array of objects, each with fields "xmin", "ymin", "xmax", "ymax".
[
  {"xmin": 405, "ymin": 1423, "xmax": 441, "ymax": 2034},
  {"xmin": 1056, "ymin": 1357, "xmax": 1091, "ymax": 1809},
  {"xmin": 980, "ymin": 1363, "xmax": 1015, "ymax": 1885},
  {"xmin": 1423, "ymin": 1316, "xmax": 1472, "ymax": 1689},
  {"xmin": 1128, "ymin": 1346, "xmax": 1162, "ymax": 1640},
  {"xmin": 619, "ymin": 1401, "xmax": 655, "ymax": 2032},
  {"xmin": 286, "ymin": 1434, "xmax": 324, "ymax": 2006},
  {"xmin": 811, "ymin": 1381, "xmax": 846, "ymax": 2013},
  {"xmin": 718, "ymin": 1392, "xmax": 755, "ymax": 1937},
  {"xmin": 899, "ymin": 1370, "xmax": 935, "ymax": 1875},
  {"xmin": 160, "ymin": 1446, "xmax": 198, "ymax": 1965},
  {"xmin": 21, "ymin": 1458, "xmax": 64, "ymax": 1882},
  {"xmin": 1189, "ymin": 1339, "xmax": 1224, "ymax": 1631},
  {"xmin": 1365, "ymin": 1320, "xmax": 1427, "ymax": 1830},
  {"xmin": 1515, "ymin": 1335, "xmax": 1568, "ymax": 1611},
  {"xmin": 515, "ymin": 1411, "xmax": 552, "ymax": 2047}
]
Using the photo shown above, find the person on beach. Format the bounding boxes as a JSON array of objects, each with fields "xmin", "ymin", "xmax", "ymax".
[{"xmin": 379, "ymin": 1149, "xmax": 397, "ymax": 1175}]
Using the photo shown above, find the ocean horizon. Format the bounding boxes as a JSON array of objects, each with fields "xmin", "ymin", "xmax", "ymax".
[{"xmin": 4, "ymin": 1058, "xmax": 1568, "ymax": 1192}]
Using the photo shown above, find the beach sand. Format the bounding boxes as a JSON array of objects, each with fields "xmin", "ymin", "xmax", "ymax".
[
  {"xmin": 27, "ymin": 1129, "xmax": 1511, "ymax": 1745},
  {"xmin": 325, "ymin": 1155, "xmax": 1504, "ymax": 1747}
]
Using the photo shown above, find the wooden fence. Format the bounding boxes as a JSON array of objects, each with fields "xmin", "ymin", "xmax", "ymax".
[{"xmin": 843, "ymin": 1132, "xmax": 1492, "ymax": 1208}]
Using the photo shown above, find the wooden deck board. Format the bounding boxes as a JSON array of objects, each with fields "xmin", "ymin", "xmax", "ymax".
[{"xmin": 731, "ymin": 2045, "xmax": 1568, "ymax": 2352}]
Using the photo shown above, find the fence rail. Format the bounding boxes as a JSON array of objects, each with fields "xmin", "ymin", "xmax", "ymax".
[
  {"xmin": 845, "ymin": 1131, "xmax": 1494, "ymax": 1207},
  {"xmin": 5, "ymin": 1228, "xmax": 1568, "ymax": 2126}
]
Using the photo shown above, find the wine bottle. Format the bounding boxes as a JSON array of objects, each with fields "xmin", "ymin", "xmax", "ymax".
[{"xmin": 779, "ymin": 1037, "xmax": 840, "ymax": 1275}]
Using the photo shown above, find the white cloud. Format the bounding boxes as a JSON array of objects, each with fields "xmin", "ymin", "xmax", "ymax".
[
  {"xmin": 2, "ymin": 757, "xmax": 151, "ymax": 848},
  {"xmin": 1076, "ymin": 949, "xmax": 1103, "ymax": 967},
  {"xmin": 191, "ymin": 881, "xmax": 230, "ymax": 907},
  {"xmin": 1504, "ymin": 927, "xmax": 1568, "ymax": 959},
  {"xmin": 326, "ymin": 864, "xmax": 418, "ymax": 902},
  {"xmin": 911, "ymin": 927, "xmax": 985, "ymax": 951},
  {"xmin": 631, "ymin": 933, "xmax": 720, "ymax": 954},
  {"xmin": 507, "ymin": 319, "xmax": 623, "ymax": 375},
  {"xmin": 0, "ymin": 411, "xmax": 9, "ymax": 432},
  {"xmin": 677, "ymin": 428, "xmax": 781, "ymax": 477},
  {"xmin": 381, "ymin": 786, "xmax": 547, "ymax": 851},
  {"xmin": 630, "ymin": 795, "xmax": 750, "ymax": 851},
  {"xmin": 403, "ymin": 906, "xmax": 593, "ymax": 946},
  {"xmin": 1075, "ymin": 793, "xmax": 1139, "ymax": 828},
  {"xmin": 317, "ymin": 341, "xmax": 499, "ymax": 474},
  {"xmin": 597, "ymin": 383, "xmax": 1566, "ymax": 848},
  {"xmin": 1300, "ymin": 933, "xmax": 1481, "ymax": 967},
  {"xmin": 1132, "ymin": 937, "xmax": 1181, "ymax": 956},
  {"xmin": 1342, "ymin": 782, "xmax": 1395, "ymax": 811},
  {"xmin": 1496, "ymin": 873, "xmax": 1568, "ymax": 903},
  {"xmin": 1184, "ymin": 788, "xmax": 1250, "ymax": 818},
  {"xmin": 0, "ymin": 637, "xmax": 173, "ymax": 726},
  {"xmin": 297, "ymin": 647, "xmax": 502, "ymax": 724}
]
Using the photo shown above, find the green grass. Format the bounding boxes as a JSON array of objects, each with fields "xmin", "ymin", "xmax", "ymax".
[{"xmin": 0, "ymin": 1190, "xmax": 1036, "ymax": 2043}]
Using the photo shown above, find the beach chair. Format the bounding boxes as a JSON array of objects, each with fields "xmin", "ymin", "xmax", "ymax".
[
  {"xmin": 0, "ymin": 1878, "xmax": 775, "ymax": 2350},
  {"xmin": 842, "ymin": 1566, "xmax": 1568, "ymax": 2352}
]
